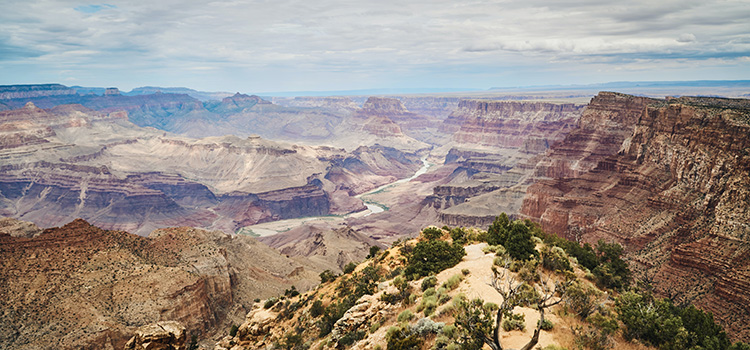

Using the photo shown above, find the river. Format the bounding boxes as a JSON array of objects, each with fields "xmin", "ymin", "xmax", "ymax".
[{"xmin": 238, "ymin": 155, "xmax": 434, "ymax": 236}]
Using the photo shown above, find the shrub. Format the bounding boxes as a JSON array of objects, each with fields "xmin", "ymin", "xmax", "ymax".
[
  {"xmin": 424, "ymin": 287, "xmax": 437, "ymax": 297},
  {"xmin": 264, "ymin": 297, "xmax": 278, "ymax": 309},
  {"xmin": 343, "ymin": 262, "xmax": 357, "ymax": 274},
  {"xmin": 411, "ymin": 317, "xmax": 444, "ymax": 335},
  {"xmin": 572, "ymin": 325, "xmax": 613, "ymax": 350},
  {"xmin": 398, "ymin": 309, "xmax": 415, "ymax": 322},
  {"xmin": 422, "ymin": 275, "xmax": 438, "ymax": 291},
  {"xmin": 442, "ymin": 324, "xmax": 457, "ymax": 339},
  {"xmin": 487, "ymin": 213, "xmax": 511, "ymax": 246},
  {"xmin": 229, "ymin": 324, "xmax": 239, "ymax": 337},
  {"xmin": 418, "ymin": 295, "xmax": 438, "ymax": 316},
  {"xmin": 501, "ymin": 312, "xmax": 525, "ymax": 331},
  {"xmin": 370, "ymin": 322, "xmax": 381, "ymax": 333},
  {"xmin": 538, "ymin": 319, "xmax": 554, "ymax": 331},
  {"xmin": 404, "ymin": 240, "xmax": 465, "ymax": 277},
  {"xmin": 565, "ymin": 281, "xmax": 601, "ymax": 319},
  {"xmin": 310, "ymin": 300, "xmax": 324, "ymax": 318},
  {"xmin": 319, "ymin": 270, "xmax": 337, "ymax": 283},
  {"xmin": 450, "ymin": 227, "xmax": 467, "ymax": 245},
  {"xmin": 505, "ymin": 222, "xmax": 538, "ymax": 261},
  {"xmin": 367, "ymin": 245, "xmax": 381, "ymax": 259},
  {"xmin": 386, "ymin": 325, "xmax": 423, "ymax": 350},
  {"xmin": 442, "ymin": 274, "xmax": 463, "ymax": 291},
  {"xmin": 422, "ymin": 227, "xmax": 444, "ymax": 240},
  {"xmin": 284, "ymin": 285, "xmax": 300, "ymax": 298},
  {"xmin": 541, "ymin": 245, "xmax": 573, "ymax": 272},
  {"xmin": 592, "ymin": 240, "xmax": 629, "ymax": 290},
  {"xmin": 339, "ymin": 330, "xmax": 365, "ymax": 347},
  {"xmin": 461, "ymin": 268, "xmax": 470, "ymax": 275}
]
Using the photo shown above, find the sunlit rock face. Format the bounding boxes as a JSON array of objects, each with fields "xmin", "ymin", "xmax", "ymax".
[{"xmin": 522, "ymin": 94, "xmax": 750, "ymax": 342}]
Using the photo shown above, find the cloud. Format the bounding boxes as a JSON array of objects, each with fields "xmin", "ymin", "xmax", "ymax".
[
  {"xmin": 74, "ymin": 4, "xmax": 116, "ymax": 14},
  {"xmin": 0, "ymin": 0, "xmax": 748, "ymax": 91},
  {"xmin": 677, "ymin": 33, "xmax": 697, "ymax": 43}
]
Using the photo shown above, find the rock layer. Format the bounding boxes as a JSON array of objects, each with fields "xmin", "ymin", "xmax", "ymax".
[{"xmin": 521, "ymin": 95, "xmax": 750, "ymax": 341}]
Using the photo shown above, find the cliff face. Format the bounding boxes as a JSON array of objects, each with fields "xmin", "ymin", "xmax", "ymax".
[
  {"xmin": 446, "ymin": 100, "xmax": 583, "ymax": 148},
  {"xmin": 521, "ymin": 95, "xmax": 750, "ymax": 341},
  {"xmin": 0, "ymin": 219, "xmax": 320, "ymax": 350},
  {"xmin": 533, "ymin": 92, "xmax": 660, "ymax": 179},
  {"xmin": 430, "ymin": 100, "xmax": 584, "ymax": 227}
]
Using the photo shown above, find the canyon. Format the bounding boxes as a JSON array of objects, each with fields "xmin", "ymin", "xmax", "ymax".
[{"xmin": 2, "ymin": 83, "xmax": 750, "ymax": 346}]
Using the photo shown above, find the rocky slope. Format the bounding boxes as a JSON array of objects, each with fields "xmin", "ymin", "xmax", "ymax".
[
  {"xmin": 0, "ymin": 103, "xmax": 422, "ymax": 235},
  {"xmin": 521, "ymin": 95, "xmax": 750, "ymax": 341},
  {"xmin": 0, "ymin": 219, "xmax": 320, "ymax": 350}
]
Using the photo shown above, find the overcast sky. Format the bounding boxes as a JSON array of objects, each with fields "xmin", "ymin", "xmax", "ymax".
[{"xmin": 1, "ymin": 0, "xmax": 749, "ymax": 93}]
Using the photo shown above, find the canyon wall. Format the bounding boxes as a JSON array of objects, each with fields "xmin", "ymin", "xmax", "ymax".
[
  {"xmin": 430, "ymin": 100, "xmax": 584, "ymax": 227},
  {"xmin": 521, "ymin": 95, "xmax": 750, "ymax": 341}
]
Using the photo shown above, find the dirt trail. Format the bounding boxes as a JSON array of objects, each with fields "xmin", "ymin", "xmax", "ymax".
[{"xmin": 436, "ymin": 243, "xmax": 562, "ymax": 349}]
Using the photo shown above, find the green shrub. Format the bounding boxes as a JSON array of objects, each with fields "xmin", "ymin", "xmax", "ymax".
[
  {"xmin": 565, "ymin": 281, "xmax": 601, "ymax": 319},
  {"xmin": 229, "ymin": 324, "xmax": 239, "ymax": 337},
  {"xmin": 418, "ymin": 295, "xmax": 438, "ymax": 316},
  {"xmin": 398, "ymin": 309, "xmax": 415, "ymax": 322},
  {"xmin": 442, "ymin": 274, "xmax": 463, "ymax": 291},
  {"xmin": 343, "ymin": 262, "xmax": 357, "ymax": 274},
  {"xmin": 424, "ymin": 287, "xmax": 436, "ymax": 297},
  {"xmin": 487, "ymin": 213, "xmax": 511, "ymax": 246},
  {"xmin": 450, "ymin": 227, "xmax": 467, "ymax": 245},
  {"xmin": 422, "ymin": 227, "xmax": 444, "ymax": 240},
  {"xmin": 386, "ymin": 325, "xmax": 423, "ymax": 350},
  {"xmin": 404, "ymin": 240, "xmax": 465, "ymax": 277},
  {"xmin": 264, "ymin": 297, "xmax": 278, "ymax": 309},
  {"xmin": 461, "ymin": 268, "xmax": 470, "ymax": 275},
  {"xmin": 319, "ymin": 269, "xmax": 337, "ymax": 283},
  {"xmin": 541, "ymin": 245, "xmax": 573, "ymax": 272},
  {"xmin": 310, "ymin": 300, "xmax": 324, "ymax": 318},
  {"xmin": 422, "ymin": 275, "xmax": 438, "ymax": 291},
  {"xmin": 501, "ymin": 312, "xmax": 526, "ymax": 331},
  {"xmin": 538, "ymin": 319, "xmax": 554, "ymax": 331},
  {"xmin": 367, "ymin": 245, "xmax": 381, "ymax": 259},
  {"xmin": 442, "ymin": 324, "xmax": 457, "ymax": 339},
  {"xmin": 370, "ymin": 322, "xmax": 381, "ymax": 333},
  {"xmin": 338, "ymin": 330, "xmax": 365, "ymax": 346}
]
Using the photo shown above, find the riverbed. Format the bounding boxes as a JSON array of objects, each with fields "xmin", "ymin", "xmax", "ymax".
[{"xmin": 237, "ymin": 155, "xmax": 434, "ymax": 237}]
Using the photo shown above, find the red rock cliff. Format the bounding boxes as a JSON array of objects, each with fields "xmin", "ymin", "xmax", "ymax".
[{"xmin": 521, "ymin": 95, "xmax": 750, "ymax": 341}]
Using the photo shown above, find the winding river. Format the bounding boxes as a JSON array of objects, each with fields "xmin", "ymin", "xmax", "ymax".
[{"xmin": 239, "ymin": 155, "xmax": 434, "ymax": 236}]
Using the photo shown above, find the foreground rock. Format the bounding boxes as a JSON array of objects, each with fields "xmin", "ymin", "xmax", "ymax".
[
  {"xmin": 125, "ymin": 321, "xmax": 186, "ymax": 350},
  {"xmin": 0, "ymin": 219, "xmax": 319, "ymax": 349}
]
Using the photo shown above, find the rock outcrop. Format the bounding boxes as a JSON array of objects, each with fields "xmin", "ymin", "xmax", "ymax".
[
  {"xmin": 124, "ymin": 321, "xmax": 186, "ymax": 350},
  {"xmin": 521, "ymin": 95, "xmax": 750, "ymax": 341},
  {"xmin": 0, "ymin": 219, "xmax": 320, "ymax": 350}
]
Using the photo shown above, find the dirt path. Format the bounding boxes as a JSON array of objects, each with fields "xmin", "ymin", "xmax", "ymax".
[{"xmin": 436, "ymin": 243, "xmax": 562, "ymax": 349}]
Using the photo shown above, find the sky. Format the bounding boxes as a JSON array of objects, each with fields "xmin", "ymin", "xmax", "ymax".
[{"xmin": 1, "ymin": 0, "xmax": 749, "ymax": 93}]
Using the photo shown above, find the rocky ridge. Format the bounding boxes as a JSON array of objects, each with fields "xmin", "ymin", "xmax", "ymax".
[{"xmin": 0, "ymin": 219, "xmax": 321, "ymax": 350}]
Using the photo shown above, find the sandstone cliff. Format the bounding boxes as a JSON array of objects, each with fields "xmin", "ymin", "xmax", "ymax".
[
  {"xmin": 521, "ymin": 95, "xmax": 750, "ymax": 341},
  {"xmin": 0, "ymin": 219, "xmax": 319, "ymax": 350}
]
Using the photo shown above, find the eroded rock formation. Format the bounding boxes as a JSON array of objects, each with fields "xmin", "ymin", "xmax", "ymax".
[{"xmin": 521, "ymin": 95, "xmax": 750, "ymax": 341}]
